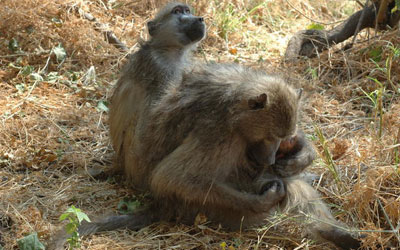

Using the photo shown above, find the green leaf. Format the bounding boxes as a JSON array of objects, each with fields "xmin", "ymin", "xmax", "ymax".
[
  {"xmin": 46, "ymin": 72, "xmax": 60, "ymax": 83},
  {"xmin": 51, "ymin": 17, "xmax": 63, "ymax": 27},
  {"xmin": 306, "ymin": 23, "xmax": 325, "ymax": 30},
  {"xmin": 97, "ymin": 100, "xmax": 109, "ymax": 112},
  {"xmin": 83, "ymin": 66, "xmax": 96, "ymax": 85},
  {"xmin": 17, "ymin": 233, "xmax": 45, "ymax": 250},
  {"xmin": 65, "ymin": 205, "xmax": 79, "ymax": 214},
  {"xmin": 59, "ymin": 213, "xmax": 69, "ymax": 221},
  {"xmin": 52, "ymin": 44, "xmax": 66, "ymax": 62},
  {"xmin": 65, "ymin": 223, "xmax": 77, "ymax": 234},
  {"xmin": 76, "ymin": 211, "xmax": 91, "ymax": 223},
  {"xmin": 369, "ymin": 46, "xmax": 383, "ymax": 62},
  {"xmin": 30, "ymin": 73, "xmax": 43, "ymax": 81},
  {"xmin": 68, "ymin": 71, "xmax": 79, "ymax": 81},
  {"xmin": 15, "ymin": 84, "xmax": 26, "ymax": 93},
  {"xmin": 8, "ymin": 38, "xmax": 19, "ymax": 52},
  {"xmin": 21, "ymin": 65, "xmax": 34, "ymax": 76},
  {"xmin": 393, "ymin": 0, "xmax": 400, "ymax": 12}
]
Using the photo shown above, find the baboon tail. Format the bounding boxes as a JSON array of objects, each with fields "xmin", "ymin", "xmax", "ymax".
[
  {"xmin": 49, "ymin": 208, "xmax": 156, "ymax": 250},
  {"xmin": 78, "ymin": 207, "xmax": 156, "ymax": 236},
  {"xmin": 281, "ymin": 178, "xmax": 362, "ymax": 250}
]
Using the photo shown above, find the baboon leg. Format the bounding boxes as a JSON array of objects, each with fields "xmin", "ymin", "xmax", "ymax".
[
  {"xmin": 150, "ymin": 136, "xmax": 286, "ymax": 214},
  {"xmin": 282, "ymin": 178, "xmax": 361, "ymax": 250}
]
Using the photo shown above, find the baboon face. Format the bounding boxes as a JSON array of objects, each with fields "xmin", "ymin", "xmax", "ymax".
[
  {"xmin": 235, "ymin": 88, "xmax": 300, "ymax": 166},
  {"xmin": 247, "ymin": 139, "xmax": 281, "ymax": 167},
  {"xmin": 147, "ymin": 3, "xmax": 206, "ymax": 47},
  {"xmin": 238, "ymin": 93, "xmax": 298, "ymax": 140}
]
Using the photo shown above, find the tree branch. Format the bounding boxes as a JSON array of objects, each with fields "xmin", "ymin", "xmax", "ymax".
[{"xmin": 284, "ymin": 0, "xmax": 400, "ymax": 61}]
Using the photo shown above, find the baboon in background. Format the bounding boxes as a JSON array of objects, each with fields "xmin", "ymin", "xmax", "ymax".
[{"xmin": 108, "ymin": 2, "xmax": 205, "ymax": 189}]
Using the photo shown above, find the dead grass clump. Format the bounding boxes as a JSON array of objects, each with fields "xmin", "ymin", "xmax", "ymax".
[
  {"xmin": 286, "ymin": 27, "xmax": 400, "ymax": 248},
  {"xmin": 0, "ymin": 0, "xmax": 120, "ymax": 73},
  {"xmin": 0, "ymin": 0, "xmax": 399, "ymax": 249}
]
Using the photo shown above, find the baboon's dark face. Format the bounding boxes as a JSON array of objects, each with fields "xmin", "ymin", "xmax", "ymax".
[
  {"xmin": 148, "ymin": 4, "xmax": 206, "ymax": 48},
  {"xmin": 174, "ymin": 6, "xmax": 205, "ymax": 44}
]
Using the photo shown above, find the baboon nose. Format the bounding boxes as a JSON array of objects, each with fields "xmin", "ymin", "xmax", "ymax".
[{"xmin": 198, "ymin": 17, "xmax": 204, "ymax": 22}]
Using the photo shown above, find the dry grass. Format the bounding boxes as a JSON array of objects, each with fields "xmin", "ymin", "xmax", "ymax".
[{"xmin": 0, "ymin": 0, "xmax": 399, "ymax": 249}]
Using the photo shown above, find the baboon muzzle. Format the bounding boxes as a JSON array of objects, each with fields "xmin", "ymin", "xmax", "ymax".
[{"xmin": 184, "ymin": 17, "xmax": 205, "ymax": 42}]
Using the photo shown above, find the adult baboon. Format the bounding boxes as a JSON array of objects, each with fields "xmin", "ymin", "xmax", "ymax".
[
  {"xmin": 108, "ymin": 2, "xmax": 206, "ymax": 188},
  {"xmin": 79, "ymin": 63, "xmax": 360, "ymax": 249},
  {"xmin": 82, "ymin": 63, "xmax": 299, "ymax": 231}
]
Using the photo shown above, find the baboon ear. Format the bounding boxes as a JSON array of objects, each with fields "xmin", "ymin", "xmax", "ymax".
[
  {"xmin": 296, "ymin": 88, "xmax": 303, "ymax": 100},
  {"xmin": 147, "ymin": 21, "xmax": 157, "ymax": 36},
  {"xmin": 248, "ymin": 93, "xmax": 268, "ymax": 110}
]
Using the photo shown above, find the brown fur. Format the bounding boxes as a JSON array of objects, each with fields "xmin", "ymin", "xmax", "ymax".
[
  {"xmin": 143, "ymin": 63, "xmax": 300, "ymax": 225},
  {"xmin": 55, "ymin": 3, "xmax": 361, "ymax": 250},
  {"xmin": 83, "ymin": 63, "xmax": 301, "ymax": 232},
  {"xmin": 276, "ymin": 177, "xmax": 361, "ymax": 250},
  {"xmin": 108, "ymin": 2, "xmax": 205, "ymax": 189},
  {"xmin": 79, "ymin": 62, "xmax": 360, "ymax": 249}
]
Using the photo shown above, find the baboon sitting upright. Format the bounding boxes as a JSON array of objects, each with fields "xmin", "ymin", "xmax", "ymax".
[{"xmin": 108, "ymin": 2, "xmax": 206, "ymax": 189}]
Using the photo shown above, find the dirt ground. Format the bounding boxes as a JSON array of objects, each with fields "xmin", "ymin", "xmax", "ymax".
[{"xmin": 0, "ymin": 0, "xmax": 399, "ymax": 249}]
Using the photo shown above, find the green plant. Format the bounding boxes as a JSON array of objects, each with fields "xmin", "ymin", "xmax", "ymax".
[
  {"xmin": 307, "ymin": 23, "xmax": 325, "ymax": 30},
  {"xmin": 314, "ymin": 125, "xmax": 340, "ymax": 184},
  {"xmin": 361, "ymin": 77, "xmax": 385, "ymax": 138},
  {"xmin": 214, "ymin": 2, "xmax": 242, "ymax": 41},
  {"xmin": 59, "ymin": 205, "xmax": 91, "ymax": 249},
  {"xmin": 369, "ymin": 43, "xmax": 400, "ymax": 94},
  {"xmin": 220, "ymin": 241, "xmax": 235, "ymax": 250},
  {"xmin": 306, "ymin": 66, "xmax": 319, "ymax": 80},
  {"xmin": 394, "ymin": 128, "xmax": 400, "ymax": 166},
  {"xmin": 385, "ymin": 43, "xmax": 400, "ymax": 94}
]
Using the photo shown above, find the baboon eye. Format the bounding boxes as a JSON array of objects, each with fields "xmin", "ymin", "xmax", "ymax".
[{"xmin": 172, "ymin": 7, "xmax": 183, "ymax": 14}]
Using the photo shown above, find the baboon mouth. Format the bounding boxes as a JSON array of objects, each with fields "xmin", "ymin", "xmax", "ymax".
[{"xmin": 185, "ymin": 23, "xmax": 205, "ymax": 42}]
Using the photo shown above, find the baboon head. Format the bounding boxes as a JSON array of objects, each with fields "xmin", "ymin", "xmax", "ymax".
[
  {"xmin": 147, "ymin": 2, "xmax": 206, "ymax": 48},
  {"xmin": 233, "ymin": 81, "xmax": 302, "ymax": 166}
]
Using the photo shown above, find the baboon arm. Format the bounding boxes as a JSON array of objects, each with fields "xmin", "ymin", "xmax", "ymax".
[
  {"xmin": 274, "ymin": 130, "xmax": 316, "ymax": 177},
  {"xmin": 150, "ymin": 139, "xmax": 281, "ymax": 214}
]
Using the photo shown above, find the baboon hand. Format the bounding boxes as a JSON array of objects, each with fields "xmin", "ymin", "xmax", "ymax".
[
  {"xmin": 257, "ymin": 179, "xmax": 286, "ymax": 207},
  {"xmin": 274, "ymin": 133, "xmax": 316, "ymax": 177}
]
